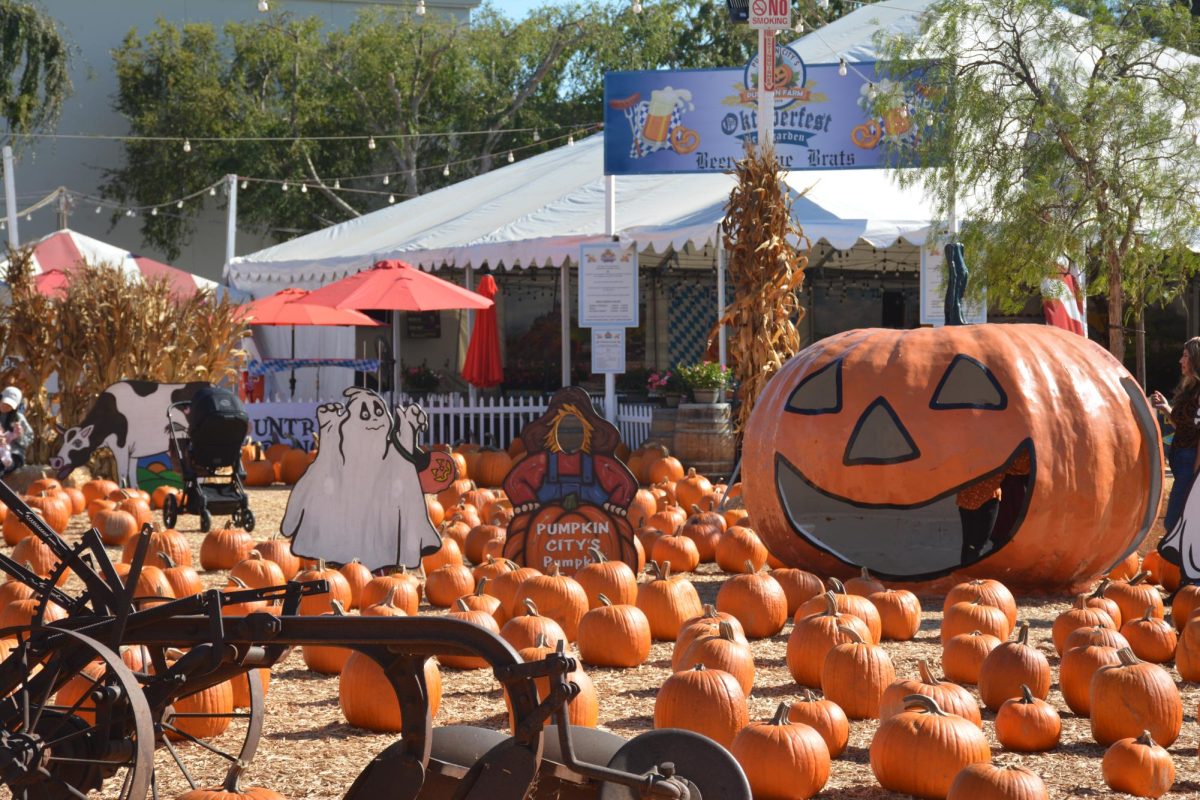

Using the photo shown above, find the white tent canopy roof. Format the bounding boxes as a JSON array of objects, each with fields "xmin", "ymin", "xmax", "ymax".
[{"xmin": 228, "ymin": 0, "xmax": 939, "ymax": 289}]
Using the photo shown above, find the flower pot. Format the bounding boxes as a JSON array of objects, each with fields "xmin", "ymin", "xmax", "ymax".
[
  {"xmin": 663, "ymin": 393, "xmax": 682, "ymax": 409},
  {"xmin": 692, "ymin": 388, "xmax": 721, "ymax": 404}
]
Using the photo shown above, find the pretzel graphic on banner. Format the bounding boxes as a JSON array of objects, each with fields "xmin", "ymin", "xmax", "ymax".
[{"xmin": 609, "ymin": 87, "xmax": 700, "ymax": 159}]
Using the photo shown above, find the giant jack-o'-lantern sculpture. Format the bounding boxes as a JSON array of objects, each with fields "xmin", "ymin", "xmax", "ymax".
[{"xmin": 743, "ymin": 324, "xmax": 1162, "ymax": 592}]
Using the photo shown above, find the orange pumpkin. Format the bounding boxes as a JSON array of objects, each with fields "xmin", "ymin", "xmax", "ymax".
[{"xmin": 743, "ymin": 325, "xmax": 1161, "ymax": 592}]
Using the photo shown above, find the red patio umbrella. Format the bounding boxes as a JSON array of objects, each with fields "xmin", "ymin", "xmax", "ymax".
[
  {"xmin": 299, "ymin": 260, "xmax": 493, "ymax": 398},
  {"xmin": 462, "ymin": 275, "xmax": 503, "ymax": 388},
  {"xmin": 239, "ymin": 287, "xmax": 383, "ymax": 398}
]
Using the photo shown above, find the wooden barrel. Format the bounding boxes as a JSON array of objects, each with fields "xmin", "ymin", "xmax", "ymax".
[
  {"xmin": 646, "ymin": 407, "xmax": 677, "ymax": 450},
  {"xmin": 673, "ymin": 403, "xmax": 736, "ymax": 480}
]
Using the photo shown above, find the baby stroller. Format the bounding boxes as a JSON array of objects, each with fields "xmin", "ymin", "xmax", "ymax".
[{"xmin": 162, "ymin": 384, "xmax": 255, "ymax": 533}]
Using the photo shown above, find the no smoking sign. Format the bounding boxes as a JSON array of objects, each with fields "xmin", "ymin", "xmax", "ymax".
[{"xmin": 749, "ymin": 0, "xmax": 790, "ymax": 29}]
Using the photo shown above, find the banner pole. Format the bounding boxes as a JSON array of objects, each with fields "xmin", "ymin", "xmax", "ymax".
[{"xmin": 604, "ymin": 174, "xmax": 617, "ymax": 424}]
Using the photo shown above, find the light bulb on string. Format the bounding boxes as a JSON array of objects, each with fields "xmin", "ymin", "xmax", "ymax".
[
  {"xmin": 282, "ymin": 181, "xmax": 289, "ymax": 191},
  {"xmin": 416, "ymin": 0, "xmax": 426, "ymax": 15},
  {"xmin": 368, "ymin": 136, "xmax": 376, "ymax": 150},
  {"xmin": 240, "ymin": 180, "xmax": 248, "ymax": 190},
  {"xmin": 442, "ymin": 164, "xmax": 450, "ymax": 177},
  {"xmin": 123, "ymin": 209, "xmax": 133, "ymax": 218},
  {"xmin": 182, "ymin": 139, "xmax": 191, "ymax": 153},
  {"xmin": 334, "ymin": 179, "xmax": 341, "ymax": 189},
  {"xmin": 257, "ymin": 0, "xmax": 269, "ymax": 11},
  {"xmin": 568, "ymin": 134, "xmax": 575, "ymax": 146},
  {"xmin": 95, "ymin": 205, "xmax": 102, "ymax": 214},
  {"xmin": 177, "ymin": 199, "xmax": 184, "ymax": 209},
  {"xmin": 838, "ymin": 58, "xmax": 847, "ymax": 77},
  {"xmin": 209, "ymin": 186, "xmax": 217, "ymax": 196},
  {"xmin": 632, "ymin": 0, "xmax": 642, "ymax": 12},
  {"xmin": 382, "ymin": 174, "xmax": 390, "ymax": 185},
  {"xmin": 794, "ymin": 17, "xmax": 805, "ymax": 32},
  {"xmin": 388, "ymin": 194, "xmax": 396, "ymax": 204},
  {"xmin": 507, "ymin": 151, "xmax": 515, "ymax": 163},
  {"xmin": 300, "ymin": 183, "xmax": 307, "ymax": 193},
  {"xmin": 151, "ymin": 207, "xmax": 157, "ymax": 216},
  {"xmin": 533, "ymin": 129, "xmax": 541, "ymax": 142}
]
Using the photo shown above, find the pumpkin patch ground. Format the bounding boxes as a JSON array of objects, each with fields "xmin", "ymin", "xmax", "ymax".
[{"xmin": 19, "ymin": 484, "xmax": 1200, "ymax": 799}]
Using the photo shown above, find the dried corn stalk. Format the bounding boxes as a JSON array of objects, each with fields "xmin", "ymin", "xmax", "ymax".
[
  {"xmin": 0, "ymin": 249, "xmax": 248, "ymax": 467},
  {"xmin": 716, "ymin": 144, "xmax": 808, "ymax": 434}
]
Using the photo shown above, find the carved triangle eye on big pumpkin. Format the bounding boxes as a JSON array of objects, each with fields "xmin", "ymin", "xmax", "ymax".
[
  {"xmin": 785, "ymin": 359, "xmax": 842, "ymax": 415},
  {"xmin": 930, "ymin": 355, "xmax": 1007, "ymax": 410}
]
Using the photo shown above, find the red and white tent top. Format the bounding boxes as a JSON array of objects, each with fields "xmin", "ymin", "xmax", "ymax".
[{"xmin": 7, "ymin": 229, "xmax": 218, "ymax": 298}]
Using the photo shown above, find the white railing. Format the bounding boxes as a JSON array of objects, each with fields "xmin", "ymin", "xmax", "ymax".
[{"xmin": 245, "ymin": 392, "xmax": 655, "ymax": 451}]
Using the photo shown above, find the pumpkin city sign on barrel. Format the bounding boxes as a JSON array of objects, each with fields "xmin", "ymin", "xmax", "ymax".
[{"xmin": 502, "ymin": 387, "xmax": 639, "ymax": 575}]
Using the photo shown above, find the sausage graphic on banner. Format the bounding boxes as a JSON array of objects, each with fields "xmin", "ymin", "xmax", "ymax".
[{"xmin": 502, "ymin": 387, "xmax": 639, "ymax": 575}]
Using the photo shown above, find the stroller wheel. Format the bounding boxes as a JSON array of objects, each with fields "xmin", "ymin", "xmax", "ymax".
[
  {"xmin": 163, "ymin": 493, "xmax": 179, "ymax": 530},
  {"xmin": 242, "ymin": 508, "xmax": 256, "ymax": 533},
  {"xmin": 199, "ymin": 510, "xmax": 212, "ymax": 533}
]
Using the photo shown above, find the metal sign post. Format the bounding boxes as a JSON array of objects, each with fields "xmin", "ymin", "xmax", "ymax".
[{"xmin": 749, "ymin": 0, "xmax": 788, "ymax": 151}]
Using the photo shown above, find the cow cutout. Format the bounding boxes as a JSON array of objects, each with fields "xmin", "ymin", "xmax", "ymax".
[
  {"xmin": 52, "ymin": 381, "xmax": 208, "ymax": 489},
  {"xmin": 502, "ymin": 387, "xmax": 639, "ymax": 575},
  {"xmin": 280, "ymin": 387, "xmax": 456, "ymax": 570}
]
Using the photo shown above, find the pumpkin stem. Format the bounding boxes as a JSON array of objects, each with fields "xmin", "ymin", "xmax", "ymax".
[
  {"xmin": 598, "ymin": 593, "xmax": 613, "ymax": 607},
  {"xmin": 455, "ymin": 598, "xmax": 470, "ymax": 612},
  {"xmin": 524, "ymin": 598, "xmax": 539, "ymax": 617},
  {"xmin": 901, "ymin": 693, "xmax": 947, "ymax": 716},
  {"xmin": 661, "ymin": 561, "xmax": 673, "ymax": 580},
  {"xmin": 822, "ymin": 591, "xmax": 837, "ymax": 617},
  {"xmin": 827, "ymin": 576, "xmax": 846, "ymax": 594},
  {"xmin": 1137, "ymin": 730, "xmax": 1156, "ymax": 747},
  {"xmin": 769, "ymin": 702, "xmax": 791, "ymax": 726},
  {"xmin": 690, "ymin": 503, "xmax": 701, "ymax": 515},
  {"xmin": 381, "ymin": 585, "xmax": 398, "ymax": 609},
  {"xmin": 1141, "ymin": 606, "xmax": 1154, "ymax": 622},
  {"xmin": 228, "ymin": 576, "xmax": 248, "ymax": 589},
  {"xmin": 691, "ymin": 663, "xmax": 707, "ymax": 672},
  {"xmin": 1091, "ymin": 579, "xmax": 1110, "ymax": 599},
  {"xmin": 645, "ymin": 560, "xmax": 661, "ymax": 579},
  {"xmin": 246, "ymin": 551, "xmax": 263, "ymax": 561},
  {"xmin": 718, "ymin": 620, "xmax": 737, "ymax": 641},
  {"xmin": 474, "ymin": 578, "xmax": 488, "ymax": 596},
  {"xmin": 588, "ymin": 545, "xmax": 607, "ymax": 563},
  {"xmin": 1130, "ymin": 571, "xmax": 1148, "ymax": 586},
  {"xmin": 1014, "ymin": 621, "xmax": 1029, "ymax": 645},
  {"xmin": 156, "ymin": 551, "xmax": 175, "ymax": 569},
  {"xmin": 702, "ymin": 603, "xmax": 719, "ymax": 619},
  {"xmin": 743, "ymin": 559, "xmax": 755, "ymax": 575},
  {"xmin": 859, "ymin": 566, "xmax": 873, "ymax": 581},
  {"xmin": 1019, "ymin": 684, "xmax": 1035, "ymax": 704},
  {"xmin": 1073, "ymin": 594, "xmax": 1088, "ymax": 610},
  {"xmin": 1116, "ymin": 646, "xmax": 1140, "ymax": 666},
  {"xmin": 836, "ymin": 625, "xmax": 865, "ymax": 644},
  {"xmin": 549, "ymin": 563, "xmax": 561, "ymax": 578},
  {"xmin": 917, "ymin": 659, "xmax": 937, "ymax": 685}
]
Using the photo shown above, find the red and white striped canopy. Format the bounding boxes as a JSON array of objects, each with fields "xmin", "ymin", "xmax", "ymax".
[{"xmin": 11, "ymin": 229, "xmax": 218, "ymax": 298}]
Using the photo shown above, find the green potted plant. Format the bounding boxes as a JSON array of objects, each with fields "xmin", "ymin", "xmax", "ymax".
[
  {"xmin": 402, "ymin": 362, "xmax": 441, "ymax": 394},
  {"xmin": 648, "ymin": 370, "xmax": 688, "ymax": 407},
  {"xmin": 676, "ymin": 361, "xmax": 731, "ymax": 403}
]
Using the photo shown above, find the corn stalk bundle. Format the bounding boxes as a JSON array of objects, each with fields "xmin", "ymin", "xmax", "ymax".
[
  {"xmin": 717, "ymin": 145, "xmax": 808, "ymax": 434},
  {"xmin": 0, "ymin": 249, "xmax": 248, "ymax": 466}
]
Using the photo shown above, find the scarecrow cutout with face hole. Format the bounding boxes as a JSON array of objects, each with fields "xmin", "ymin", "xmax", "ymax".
[
  {"xmin": 503, "ymin": 387, "xmax": 639, "ymax": 575},
  {"xmin": 743, "ymin": 325, "xmax": 1163, "ymax": 592},
  {"xmin": 280, "ymin": 387, "xmax": 454, "ymax": 570}
]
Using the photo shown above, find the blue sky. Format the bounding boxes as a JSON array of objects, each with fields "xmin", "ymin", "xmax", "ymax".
[{"xmin": 489, "ymin": 0, "xmax": 552, "ymax": 19}]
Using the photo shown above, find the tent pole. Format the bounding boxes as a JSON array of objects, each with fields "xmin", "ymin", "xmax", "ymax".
[
  {"xmin": 224, "ymin": 175, "xmax": 238, "ymax": 279},
  {"xmin": 717, "ymin": 233, "xmax": 727, "ymax": 370},
  {"xmin": 466, "ymin": 265, "xmax": 477, "ymax": 409},
  {"xmin": 3, "ymin": 146, "xmax": 18, "ymax": 248},
  {"xmin": 561, "ymin": 261, "xmax": 571, "ymax": 388},
  {"xmin": 393, "ymin": 310, "xmax": 402, "ymax": 407},
  {"xmin": 603, "ymin": 174, "xmax": 617, "ymax": 424}
]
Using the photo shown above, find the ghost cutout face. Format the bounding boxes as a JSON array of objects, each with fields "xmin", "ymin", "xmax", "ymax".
[
  {"xmin": 742, "ymin": 325, "xmax": 1162, "ymax": 589},
  {"xmin": 341, "ymin": 389, "xmax": 392, "ymax": 457}
]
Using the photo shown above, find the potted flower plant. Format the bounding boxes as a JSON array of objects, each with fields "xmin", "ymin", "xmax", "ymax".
[
  {"xmin": 676, "ymin": 361, "xmax": 731, "ymax": 403},
  {"xmin": 403, "ymin": 362, "xmax": 441, "ymax": 394},
  {"xmin": 648, "ymin": 370, "xmax": 688, "ymax": 407}
]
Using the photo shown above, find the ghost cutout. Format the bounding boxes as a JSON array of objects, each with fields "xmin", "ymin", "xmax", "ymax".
[
  {"xmin": 280, "ymin": 387, "xmax": 441, "ymax": 570},
  {"xmin": 1161, "ymin": 487, "xmax": 1200, "ymax": 585}
]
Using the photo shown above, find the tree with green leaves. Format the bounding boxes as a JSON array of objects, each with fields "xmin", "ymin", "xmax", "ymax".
[
  {"xmin": 0, "ymin": 0, "xmax": 71, "ymax": 148},
  {"xmin": 878, "ymin": 0, "xmax": 1200, "ymax": 366}
]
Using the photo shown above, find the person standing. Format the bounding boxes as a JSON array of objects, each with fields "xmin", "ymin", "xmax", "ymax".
[
  {"xmin": 1151, "ymin": 338, "xmax": 1200, "ymax": 533},
  {"xmin": 0, "ymin": 386, "xmax": 33, "ymax": 477}
]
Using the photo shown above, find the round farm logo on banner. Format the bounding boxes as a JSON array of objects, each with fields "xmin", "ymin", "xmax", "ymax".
[{"xmin": 743, "ymin": 47, "xmax": 809, "ymax": 110}]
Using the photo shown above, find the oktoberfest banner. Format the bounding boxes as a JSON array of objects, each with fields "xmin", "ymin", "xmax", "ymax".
[{"xmin": 603, "ymin": 54, "xmax": 936, "ymax": 175}]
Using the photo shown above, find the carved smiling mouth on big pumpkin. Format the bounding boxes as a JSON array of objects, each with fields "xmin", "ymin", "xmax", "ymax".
[{"xmin": 775, "ymin": 439, "xmax": 1035, "ymax": 581}]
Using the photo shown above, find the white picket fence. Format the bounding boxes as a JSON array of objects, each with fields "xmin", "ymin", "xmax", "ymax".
[{"xmin": 246, "ymin": 393, "xmax": 654, "ymax": 451}]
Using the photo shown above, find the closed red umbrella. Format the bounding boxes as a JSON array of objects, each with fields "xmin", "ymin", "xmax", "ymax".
[
  {"xmin": 239, "ymin": 287, "xmax": 383, "ymax": 397},
  {"xmin": 462, "ymin": 275, "xmax": 503, "ymax": 388},
  {"xmin": 299, "ymin": 260, "xmax": 494, "ymax": 397}
]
